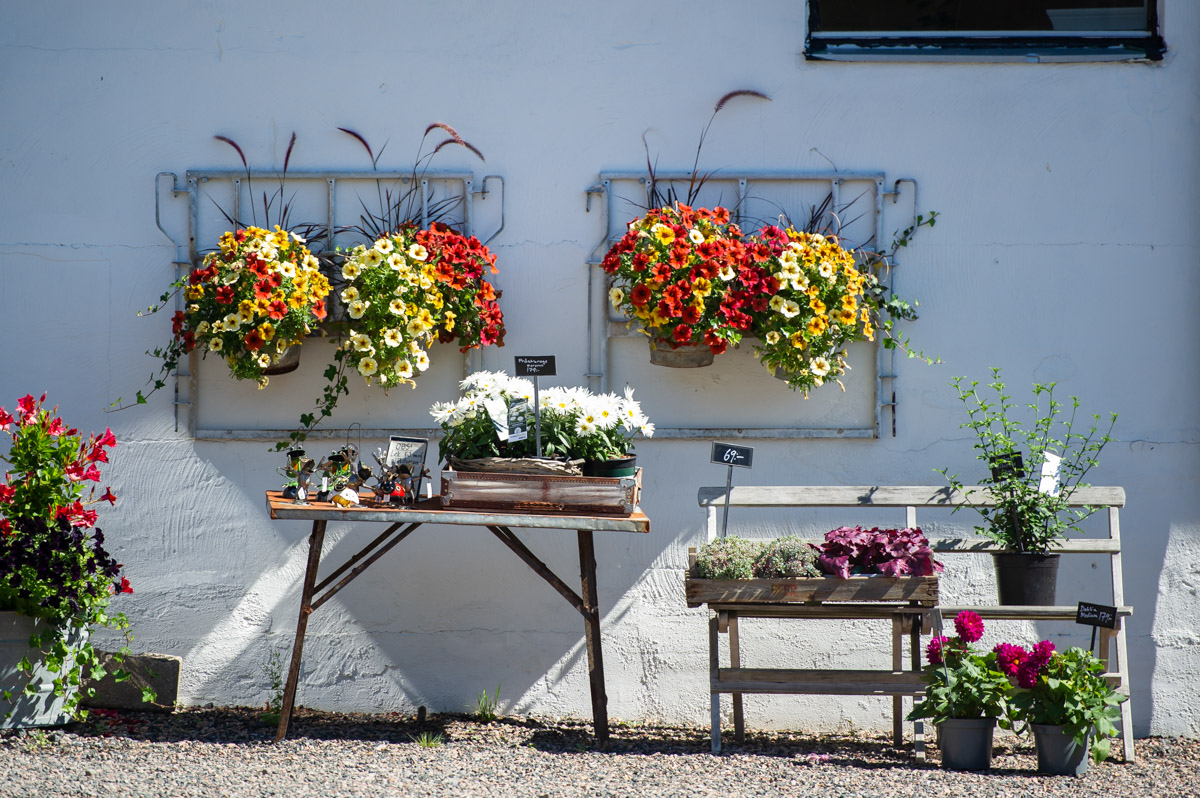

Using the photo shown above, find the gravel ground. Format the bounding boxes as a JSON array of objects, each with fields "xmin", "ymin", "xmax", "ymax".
[{"xmin": 0, "ymin": 706, "xmax": 1196, "ymax": 798}]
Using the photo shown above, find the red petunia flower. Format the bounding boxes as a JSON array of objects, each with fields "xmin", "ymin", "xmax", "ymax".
[
  {"xmin": 312, "ymin": 300, "xmax": 327, "ymax": 321},
  {"xmin": 118, "ymin": 577, "xmax": 134, "ymax": 594},
  {"xmin": 630, "ymin": 284, "xmax": 653, "ymax": 307},
  {"xmin": 215, "ymin": 286, "xmax": 235, "ymax": 305},
  {"xmin": 0, "ymin": 519, "xmax": 10, "ymax": 536},
  {"xmin": 243, "ymin": 329, "xmax": 265, "ymax": 351},
  {"xmin": 672, "ymin": 324, "xmax": 693, "ymax": 344},
  {"xmin": 0, "ymin": 483, "xmax": 14, "ymax": 503},
  {"xmin": 267, "ymin": 300, "xmax": 289, "ymax": 320}
]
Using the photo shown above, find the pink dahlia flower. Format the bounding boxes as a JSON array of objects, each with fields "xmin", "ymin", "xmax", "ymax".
[{"xmin": 953, "ymin": 610, "xmax": 985, "ymax": 643}]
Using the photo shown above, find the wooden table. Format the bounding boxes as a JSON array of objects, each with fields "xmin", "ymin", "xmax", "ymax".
[{"xmin": 265, "ymin": 491, "xmax": 650, "ymax": 743}]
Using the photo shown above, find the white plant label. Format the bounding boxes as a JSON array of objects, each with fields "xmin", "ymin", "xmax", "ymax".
[
  {"xmin": 483, "ymin": 397, "xmax": 510, "ymax": 441},
  {"xmin": 1039, "ymin": 451, "xmax": 1062, "ymax": 496}
]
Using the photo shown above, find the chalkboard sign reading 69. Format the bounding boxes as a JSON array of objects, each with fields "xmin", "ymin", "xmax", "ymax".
[{"xmin": 711, "ymin": 442, "xmax": 754, "ymax": 469}]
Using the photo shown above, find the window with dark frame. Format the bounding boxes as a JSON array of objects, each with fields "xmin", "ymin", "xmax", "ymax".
[{"xmin": 806, "ymin": 1, "xmax": 1165, "ymax": 61}]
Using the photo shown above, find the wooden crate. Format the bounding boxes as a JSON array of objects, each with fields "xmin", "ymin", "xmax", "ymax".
[
  {"xmin": 685, "ymin": 574, "xmax": 938, "ymax": 608},
  {"xmin": 440, "ymin": 467, "xmax": 641, "ymax": 516}
]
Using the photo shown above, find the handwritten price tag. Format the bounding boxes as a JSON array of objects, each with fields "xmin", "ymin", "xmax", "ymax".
[
  {"xmin": 515, "ymin": 356, "xmax": 556, "ymax": 376},
  {"xmin": 711, "ymin": 442, "xmax": 754, "ymax": 469},
  {"xmin": 1076, "ymin": 601, "xmax": 1118, "ymax": 629}
]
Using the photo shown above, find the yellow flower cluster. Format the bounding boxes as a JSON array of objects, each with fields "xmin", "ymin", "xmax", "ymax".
[
  {"xmin": 754, "ymin": 228, "xmax": 879, "ymax": 393},
  {"xmin": 338, "ymin": 233, "xmax": 445, "ymax": 389},
  {"xmin": 181, "ymin": 226, "xmax": 330, "ymax": 386}
]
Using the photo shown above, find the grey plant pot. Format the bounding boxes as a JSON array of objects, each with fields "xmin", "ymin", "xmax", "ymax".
[
  {"xmin": 1032, "ymin": 723, "xmax": 1091, "ymax": 776},
  {"xmin": 1, "ymin": 612, "xmax": 87, "ymax": 728},
  {"xmin": 937, "ymin": 717, "xmax": 996, "ymax": 770}
]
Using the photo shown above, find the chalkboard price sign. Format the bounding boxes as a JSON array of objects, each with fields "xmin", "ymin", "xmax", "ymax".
[
  {"xmin": 515, "ymin": 356, "xmax": 556, "ymax": 376},
  {"xmin": 711, "ymin": 442, "xmax": 754, "ymax": 469},
  {"xmin": 1076, "ymin": 601, "xmax": 1119, "ymax": 629}
]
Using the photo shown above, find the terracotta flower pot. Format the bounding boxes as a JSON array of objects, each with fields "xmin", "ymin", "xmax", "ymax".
[{"xmin": 648, "ymin": 339, "xmax": 714, "ymax": 368}]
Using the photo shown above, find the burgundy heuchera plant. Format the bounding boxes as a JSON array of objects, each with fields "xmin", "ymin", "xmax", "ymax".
[{"xmin": 816, "ymin": 526, "xmax": 943, "ymax": 578}]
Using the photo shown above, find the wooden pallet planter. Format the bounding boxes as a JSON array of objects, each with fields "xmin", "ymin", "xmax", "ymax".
[
  {"xmin": 440, "ymin": 467, "xmax": 641, "ymax": 517},
  {"xmin": 685, "ymin": 574, "xmax": 939, "ymax": 608},
  {"xmin": 684, "ymin": 547, "xmax": 939, "ymax": 608}
]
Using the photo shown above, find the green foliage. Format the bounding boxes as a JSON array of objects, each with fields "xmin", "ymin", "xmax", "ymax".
[
  {"xmin": 474, "ymin": 683, "xmax": 501, "ymax": 723},
  {"xmin": 694, "ymin": 537, "xmax": 758, "ymax": 580},
  {"xmin": 908, "ymin": 647, "xmax": 1011, "ymax": 726},
  {"xmin": 753, "ymin": 536, "xmax": 821, "ymax": 578},
  {"xmin": 409, "ymin": 731, "xmax": 444, "ymax": 748},
  {"xmin": 1010, "ymin": 647, "xmax": 1126, "ymax": 763},
  {"xmin": 260, "ymin": 644, "xmax": 287, "ymax": 725},
  {"xmin": 0, "ymin": 395, "xmax": 153, "ymax": 721},
  {"xmin": 941, "ymin": 368, "xmax": 1117, "ymax": 553}
]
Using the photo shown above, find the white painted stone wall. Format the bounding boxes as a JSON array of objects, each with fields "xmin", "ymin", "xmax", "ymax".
[{"xmin": 1, "ymin": 1, "xmax": 1197, "ymax": 737}]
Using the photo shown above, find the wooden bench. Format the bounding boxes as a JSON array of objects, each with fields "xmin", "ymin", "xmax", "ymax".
[{"xmin": 695, "ymin": 485, "xmax": 1134, "ymax": 761}]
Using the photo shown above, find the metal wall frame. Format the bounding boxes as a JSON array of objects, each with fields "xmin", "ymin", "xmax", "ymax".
[
  {"xmin": 155, "ymin": 169, "xmax": 505, "ymax": 441},
  {"xmin": 584, "ymin": 170, "xmax": 918, "ymax": 440}
]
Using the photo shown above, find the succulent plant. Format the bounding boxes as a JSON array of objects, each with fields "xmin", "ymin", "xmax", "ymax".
[
  {"xmin": 753, "ymin": 536, "xmax": 821, "ymax": 578},
  {"xmin": 694, "ymin": 536, "xmax": 758, "ymax": 580}
]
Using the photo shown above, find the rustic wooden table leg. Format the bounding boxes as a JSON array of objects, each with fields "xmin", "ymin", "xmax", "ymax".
[
  {"xmin": 275, "ymin": 519, "xmax": 326, "ymax": 742},
  {"xmin": 577, "ymin": 529, "xmax": 608, "ymax": 745},
  {"xmin": 710, "ymin": 613, "xmax": 721, "ymax": 753},
  {"xmin": 910, "ymin": 613, "xmax": 925, "ymax": 761},
  {"xmin": 892, "ymin": 615, "xmax": 904, "ymax": 748},
  {"xmin": 729, "ymin": 612, "xmax": 744, "ymax": 743}
]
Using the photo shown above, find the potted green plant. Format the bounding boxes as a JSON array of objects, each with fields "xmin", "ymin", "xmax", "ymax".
[
  {"xmin": 907, "ymin": 611, "xmax": 1011, "ymax": 770},
  {"xmin": 0, "ymin": 394, "xmax": 152, "ymax": 726},
  {"xmin": 942, "ymin": 369, "xmax": 1117, "ymax": 604},
  {"xmin": 997, "ymin": 641, "xmax": 1126, "ymax": 774}
]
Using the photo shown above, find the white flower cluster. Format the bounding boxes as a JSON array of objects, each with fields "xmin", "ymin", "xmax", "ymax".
[{"xmin": 430, "ymin": 371, "xmax": 654, "ymax": 440}]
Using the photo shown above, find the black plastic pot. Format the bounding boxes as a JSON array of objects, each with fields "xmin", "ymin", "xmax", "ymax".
[
  {"xmin": 582, "ymin": 454, "xmax": 637, "ymax": 478},
  {"xmin": 937, "ymin": 718, "xmax": 996, "ymax": 770},
  {"xmin": 1032, "ymin": 723, "xmax": 1091, "ymax": 776},
  {"xmin": 993, "ymin": 552, "xmax": 1060, "ymax": 605}
]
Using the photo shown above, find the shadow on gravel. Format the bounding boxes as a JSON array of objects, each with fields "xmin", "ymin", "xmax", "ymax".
[{"xmin": 66, "ymin": 707, "xmax": 458, "ymax": 747}]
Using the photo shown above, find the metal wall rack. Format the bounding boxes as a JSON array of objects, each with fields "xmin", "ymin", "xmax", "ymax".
[
  {"xmin": 584, "ymin": 170, "xmax": 920, "ymax": 439},
  {"xmin": 155, "ymin": 169, "xmax": 505, "ymax": 440}
]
